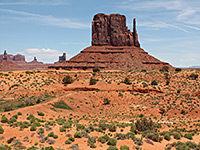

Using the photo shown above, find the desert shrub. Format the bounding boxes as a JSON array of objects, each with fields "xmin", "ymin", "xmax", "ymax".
[
  {"xmin": 43, "ymin": 146, "xmax": 54, "ymax": 150},
  {"xmin": 17, "ymin": 112, "xmax": 22, "ymax": 115},
  {"xmin": 60, "ymin": 127, "xmax": 66, "ymax": 132},
  {"xmin": 184, "ymin": 134, "xmax": 193, "ymax": 140},
  {"xmin": 162, "ymin": 66, "xmax": 169, "ymax": 72},
  {"xmin": 55, "ymin": 118, "xmax": 66, "ymax": 125},
  {"xmin": 89, "ymin": 77, "xmax": 98, "ymax": 85},
  {"xmin": 88, "ymin": 136, "xmax": 96, "ymax": 148},
  {"xmin": 1, "ymin": 115, "xmax": 8, "ymax": 123},
  {"xmin": 74, "ymin": 132, "xmax": 82, "ymax": 138},
  {"xmin": 123, "ymin": 77, "xmax": 131, "ymax": 85},
  {"xmin": 172, "ymin": 141, "xmax": 198, "ymax": 150},
  {"xmin": 38, "ymin": 128, "xmax": 44, "ymax": 134},
  {"xmin": 151, "ymin": 80, "xmax": 158, "ymax": 85},
  {"xmin": 142, "ymin": 130, "xmax": 163, "ymax": 142},
  {"xmin": 120, "ymin": 145, "xmax": 129, "ymax": 150},
  {"xmin": 107, "ymin": 146, "xmax": 118, "ymax": 150},
  {"xmin": 175, "ymin": 68, "xmax": 182, "ymax": 72},
  {"xmin": 0, "ymin": 145, "xmax": 11, "ymax": 150},
  {"xmin": 172, "ymin": 132, "xmax": 181, "ymax": 140},
  {"xmin": 99, "ymin": 121, "xmax": 107, "ymax": 130},
  {"xmin": 48, "ymin": 132, "xmax": 58, "ymax": 139},
  {"xmin": 108, "ymin": 124, "xmax": 116, "ymax": 132},
  {"xmin": 63, "ymin": 123, "xmax": 71, "ymax": 128},
  {"xmin": 189, "ymin": 73, "xmax": 198, "ymax": 80},
  {"xmin": 181, "ymin": 109, "xmax": 187, "ymax": 115},
  {"xmin": 62, "ymin": 75, "xmax": 73, "ymax": 85},
  {"xmin": 98, "ymin": 134, "xmax": 110, "ymax": 143},
  {"xmin": 27, "ymin": 146, "xmax": 39, "ymax": 150},
  {"xmin": 93, "ymin": 66, "xmax": 100, "ymax": 72},
  {"xmin": 9, "ymin": 84, "xmax": 19, "ymax": 90},
  {"xmin": 0, "ymin": 126, "xmax": 4, "ymax": 134},
  {"xmin": 141, "ymin": 69, "xmax": 146, "ymax": 72},
  {"xmin": 107, "ymin": 138, "xmax": 117, "ymax": 146},
  {"xmin": 37, "ymin": 112, "xmax": 44, "ymax": 116},
  {"xmin": 76, "ymin": 124, "xmax": 85, "ymax": 131},
  {"xmin": 68, "ymin": 136, "xmax": 75, "ymax": 142},
  {"xmin": 30, "ymin": 125, "xmax": 37, "ymax": 131},
  {"xmin": 103, "ymin": 98, "xmax": 111, "ymax": 105},
  {"xmin": 7, "ymin": 137, "xmax": 15, "ymax": 144},
  {"xmin": 135, "ymin": 118, "xmax": 154, "ymax": 132},
  {"xmin": 52, "ymin": 100, "xmax": 72, "ymax": 110},
  {"xmin": 159, "ymin": 108, "xmax": 166, "ymax": 115},
  {"xmin": 65, "ymin": 140, "xmax": 72, "ymax": 144},
  {"xmin": 164, "ymin": 133, "xmax": 171, "ymax": 141}
]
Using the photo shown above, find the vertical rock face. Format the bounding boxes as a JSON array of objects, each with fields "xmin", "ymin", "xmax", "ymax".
[
  {"xmin": 92, "ymin": 13, "xmax": 140, "ymax": 47},
  {"xmin": 59, "ymin": 53, "xmax": 66, "ymax": 62},
  {"xmin": 13, "ymin": 54, "xmax": 25, "ymax": 61}
]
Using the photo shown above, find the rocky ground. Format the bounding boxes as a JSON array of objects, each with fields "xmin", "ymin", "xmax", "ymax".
[{"xmin": 0, "ymin": 68, "xmax": 199, "ymax": 150}]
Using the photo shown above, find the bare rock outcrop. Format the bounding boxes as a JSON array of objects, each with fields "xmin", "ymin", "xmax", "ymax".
[{"xmin": 92, "ymin": 13, "xmax": 140, "ymax": 47}]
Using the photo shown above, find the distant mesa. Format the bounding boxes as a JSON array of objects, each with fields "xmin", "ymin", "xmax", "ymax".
[
  {"xmin": 59, "ymin": 53, "xmax": 66, "ymax": 62},
  {"xmin": 0, "ymin": 50, "xmax": 25, "ymax": 62},
  {"xmin": 0, "ymin": 50, "xmax": 48, "ymax": 70},
  {"xmin": 50, "ymin": 13, "xmax": 173, "ymax": 71}
]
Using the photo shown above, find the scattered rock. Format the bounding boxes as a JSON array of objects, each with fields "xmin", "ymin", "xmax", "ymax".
[{"xmin": 145, "ymin": 138, "xmax": 154, "ymax": 145}]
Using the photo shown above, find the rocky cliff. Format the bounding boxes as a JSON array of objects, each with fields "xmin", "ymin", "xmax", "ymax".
[{"xmin": 92, "ymin": 13, "xmax": 140, "ymax": 47}]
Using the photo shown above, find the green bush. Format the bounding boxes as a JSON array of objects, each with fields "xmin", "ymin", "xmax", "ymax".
[
  {"xmin": 93, "ymin": 66, "xmax": 100, "ymax": 72},
  {"xmin": 74, "ymin": 132, "xmax": 83, "ymax": 138},
  {"xmin": 103, "ymin": 98, "xmax": 111, "ymax": 105},
  {"xmin": 1, "ymin": 115, "xmax": 8, "ymax": 123},
  {"xmin": 107, "ymin": 138, "xmax": 117, "ymax": 146},
  {"xmin": 123, "ymin": 78, "xmax": 131, "ymax": 85},
  {"xmin": 162, "ymin": 66, "xmax": 169, "ymax": 72},
  {"xmin": 175, "ymin": 68, "xmax": 182, "ymax": 72},
  {"xmin": 37, "ymin": 112, "xmax": 44, "ymax": 116},
  {"xmin": 0, "ymin": 145, "xmax": 11, "ymax": 150},
  {"xmin": 60, "ymin": 127, "xmax": 66, "ymax": 132},
  {"xmin": 189, "ymin": 73, "xmax": 198, "ymax": 80},
  {"xmin": 69, "ymin": 136, "xmax": 75, "ymax": 142},
  {"xmin": 30, "ymin": 125, "xmax": 37, "ymax": 131},
  {"xmin": 76, "ymin": 124, "xmax": 85, "ymax": 131},
  {"xmin": 120, "ymin": 145, "xmax": 129, "ymax": 150},
  {"xmin": 63, "ymin": 75, "xmax": 73, "ymax": 85},
  {"xmin": 107, "ymin": 146, "xmax": 118, "ymax": 150},
  {"xmin": 151, "ymin": 80, "xmax": 158, "ymax": 85},
  {"xmin": 164, "ymin": 133, "xmax": 171, "ymax": 141},
  {"xmin": 135, "ymin": 118, "xmax": 154, "ymax": 131},
  {"xmin": 65, "ymin": 140, "xmax": 72, "ymax": 144},
  {"xmin": 173, "ymin": 132, "xmax": 181, "ymax": 140},
  {"xmin": 142, "ymin": 130, "xmax": 163, "ymax": 142},
  {"xmin": 89, "ymin": 78, "xmax": 98, "ymax": 85},
  {"xmin": 98, "ymin": 134, "xmax": 110, "ymax": 143},
  {"xmin": 0, "ymin": 126, "xmax": 4, "ymax": 134},
  {"xmin": 184, "ymin": 134, "xmax": 193, "ymax": 140},
  {"xmin": 108, "ymin": 124, "xmax": 116, "ymax": 132}
]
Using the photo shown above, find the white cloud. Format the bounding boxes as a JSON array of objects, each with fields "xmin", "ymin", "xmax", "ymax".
[
  {"xmin": 138, "ymin": 21, "xmax": 188, "ymax": 33},
  {"xmin": 0, "ymin": 8, "xmax": 89, "ymax": 29},
  {"xmin": 0, "ymin": 0, "xmax": 69, "ymax": 6},
  {"xmin": 22, "ymin": 48, "xmax": 72, "ymax": 63},
  {"xmin": 118, "ymin": 0, "xmax": 200, "ymax": 31}
]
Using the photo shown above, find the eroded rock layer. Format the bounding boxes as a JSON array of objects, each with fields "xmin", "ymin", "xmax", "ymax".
[{"xmin": 49, "ymin": 46, "xmax": 172, "ymax": 71}]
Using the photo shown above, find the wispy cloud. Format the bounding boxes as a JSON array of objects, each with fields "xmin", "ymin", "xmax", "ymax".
[
  {"xmin": 0, "ymin": 0, "xmax": 69, "ymax": 6},
  {"xmin": 118, "ymin": 0, "xmax": 200, "ymax": 32},
  {"xmin": 0, "ymin": 8, "xmax": 89, "ymax": 29},
  {"xmin": 138, "ymin": 21, "xmax": 188, "ymax": 33},
  {"xmin": 22, "ymin": 48, "xmax": 72, "ymax": 63}
]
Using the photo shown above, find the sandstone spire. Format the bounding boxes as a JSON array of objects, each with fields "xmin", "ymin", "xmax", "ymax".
[{"xmin": 133, "ymin": 18, "xmax": 140, "ymax": 47}]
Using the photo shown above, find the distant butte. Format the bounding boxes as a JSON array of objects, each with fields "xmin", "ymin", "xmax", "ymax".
[{"xmin": 49, "ymin": 13, "xmax": 173, "ymax": 71}]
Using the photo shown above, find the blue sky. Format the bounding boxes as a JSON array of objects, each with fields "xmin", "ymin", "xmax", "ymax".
[{"xmin": 0, "ymin": 0, "xmax": 200, "ymax": 67}]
